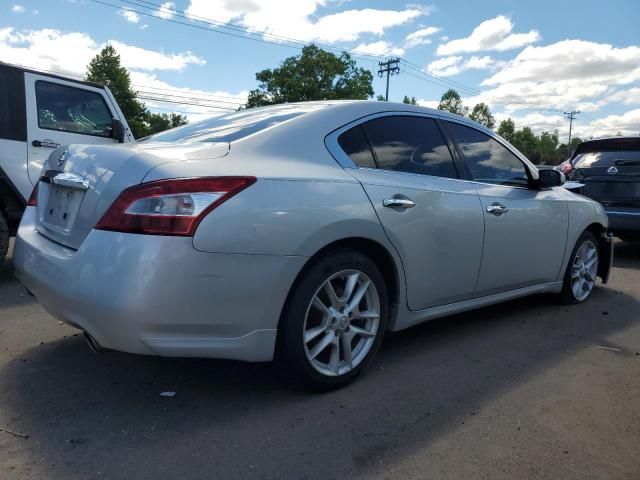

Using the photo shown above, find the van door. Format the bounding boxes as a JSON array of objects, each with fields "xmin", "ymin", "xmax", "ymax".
[{"xmin": 24, "ymin": 73, "xmax": 121, "ymax": 185}]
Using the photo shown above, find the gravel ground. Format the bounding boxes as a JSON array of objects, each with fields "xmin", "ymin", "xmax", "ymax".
[{"xmin": 1, "ymin": 240, "xmax": 639, "ymax": 479}]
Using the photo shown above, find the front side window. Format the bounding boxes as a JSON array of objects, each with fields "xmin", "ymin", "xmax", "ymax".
[
  {"xmin": 35, "ymin": 81, "xmax": 113, "ymax": 137},
  {"xmin": 363, "ymin": 116, "xmax": 458, "ymax": 179},
  {"xmin": 447, "ymin": 122, "xmax": 529, "ymax": 187}
]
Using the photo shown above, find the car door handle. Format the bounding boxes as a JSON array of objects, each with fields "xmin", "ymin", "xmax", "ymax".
[
  {"xmin": 383, "ymin": 197, "xmax": 416, "ymax": 209},
  {"xmin": 486, "ymin": 203, "xmax": 509, "ymax": 215},
  {"xmin": 32, "ymin": 140, "xmax": 61, "ymax": 148}
]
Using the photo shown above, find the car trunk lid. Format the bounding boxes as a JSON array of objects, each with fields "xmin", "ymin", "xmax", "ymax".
[{"xmin": 34, "ymin": 141, "xmax": 229, "ymax": 249}]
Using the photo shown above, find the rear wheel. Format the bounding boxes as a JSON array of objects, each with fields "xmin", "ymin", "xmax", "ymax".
[
  {"xmin": 561, "ymin": 231, "xmax": 599, "ymax": 304},
  {"xmin": 0, "ymin": 212, "xmax": 9, "ymax": 265},
  {"xmin": 277, "ymin": 249, "xmax": 388, "ymax": 390}
]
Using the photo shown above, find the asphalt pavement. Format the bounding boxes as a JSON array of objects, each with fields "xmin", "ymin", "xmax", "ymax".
[{"xmin": 1, "ymin": 240, "xmax": 639, "ymax": 479}]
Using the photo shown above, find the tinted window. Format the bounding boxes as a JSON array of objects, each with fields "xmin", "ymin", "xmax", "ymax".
[
  {"xmin": 35, "ymin": 81, "xmax": 113, "ymax": 137},
  {"xmin": 448, "ymin": 122, "xmax": 529, "ymax": 186},
  {"xmin": 0, "ymin": 65, "xmax": 27, "ymax": 142},
  {"xmin": 337, "ymin": 125, "xmax": 375, "ymax": 168},
  {"xmin": 363, "ymin": 116, "xmax": 457, "ymax": 178},
  {"xmin": 574, "ymin": 150, "xmax": 640, "ymax": 168}
]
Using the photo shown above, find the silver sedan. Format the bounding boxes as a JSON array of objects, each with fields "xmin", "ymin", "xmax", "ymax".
[{"xmin": 14, "ymin": 101, "xmax": 612, "ymax": 389}]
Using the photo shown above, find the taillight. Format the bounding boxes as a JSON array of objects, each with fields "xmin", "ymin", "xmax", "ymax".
[
  {"xmin": 95, "ymin": 177, "xmax": 256, "ymax": 236},
  {"xmin": 558, "ymin": 161, "xmax": 573, "ymax": 176},
  {"xmin": 27, "ymin": 183, "xmax": 39, "ymax": 207}
]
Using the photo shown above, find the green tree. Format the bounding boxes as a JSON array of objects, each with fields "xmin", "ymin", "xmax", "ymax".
[
  {"xmin": 246, "ymin": 44, "xmax": 374, "ymax": 108},
  {"xmin": 402, "ymin": 95, "xmax": 417, "ymax": 105},
  {"xmin": 86, "ymin": 45, "xmax": 148, "ymax": 138},
  {"xmin": 146, "ymin": 112, "xmax": 188, "ymax": 135},
  {"xmin": 512, "ymin": 127, "xmax": 538, "ymax": 160},
  {"xmin": 537, "ymin": 130, "xmax": 560, "ymax": 165},
  {"xmin": 469, "ymin": 102, "xmax": 495, "ymax": 129},
  {"xmin": 376, "ymin": 94, "xmax": 386, "ymax": 101},
  {"xmin": 497, "ymin": 118, "xmax": 516, "ymax": 143},
  {"xmin": 437, "ymin": 89, "xmax": 467, "ymax": 116}
]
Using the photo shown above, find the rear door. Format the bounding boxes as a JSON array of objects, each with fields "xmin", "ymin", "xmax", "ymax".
[
  {"xmin": 329, "ymin": 114, "xmax": 485, "ymax": 310},
  {"xmin": 572, "ymin": 150, "xmax": 640, "ymax": 208},
  {"xmin": 24, "ymin": 72, "xmax": 120, "ymax": 185},
  {"xmin": 445, "ymin": 121, "xmax": 568, "ymax": 295}
]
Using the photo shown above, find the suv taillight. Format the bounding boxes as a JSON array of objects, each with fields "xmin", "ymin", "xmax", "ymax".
[
  {"xmin": 95, "ymin": 177, "xmax": 256, "ymax": 236},
  {"xmin": 557, "ymin": 161, "xmax": 574, "ymax": 176},
  {"xmin": 27, "ymin": 183, "xmax": 39, "ymax": 207}
]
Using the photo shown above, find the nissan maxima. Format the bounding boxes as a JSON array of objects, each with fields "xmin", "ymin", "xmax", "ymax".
[{"xmin": 14, "ymin": 101, "xmax": 612, "ymax": 389}]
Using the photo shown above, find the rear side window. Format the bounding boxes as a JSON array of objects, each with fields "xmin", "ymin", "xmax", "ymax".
[
  {"xmin": 35, "ymin": 81, "xmax": 113, "ymax": 138},
  {"xmin": 447, "ymin": 122, "xmax": 529, "ymax": 186},
  {"xmin": 0, "ymin": 66, "xmax": 27, "ymax": 142},
  {"xmin": 363, "ymin": 116, "xmax": 458, "ymax": 178},
  {"xmin": 574, "ymin": 151, "xmax": 640, "ymax": 168},
  {"xmin": 337, "ymin": 125, "xmax": 376, "ymax": 168}
]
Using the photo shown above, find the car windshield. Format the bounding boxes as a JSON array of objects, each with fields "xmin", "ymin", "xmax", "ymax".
[
  {"xmin": 142, "ymin": 103, "xmax": 331, "ymax": 143},
  {"xmin": 574, "ymin": 150, "xmax": 640, "ymax": 168}
]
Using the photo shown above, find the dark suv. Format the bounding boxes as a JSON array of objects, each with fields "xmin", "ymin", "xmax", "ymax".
[{"xmin": 558, "ymin": 136, "xmax": 640, "ymax": 242}]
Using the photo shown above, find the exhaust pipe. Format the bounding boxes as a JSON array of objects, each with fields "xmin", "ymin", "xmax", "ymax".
[{"xmin": 83, "ymin": 332, "xmax": 111, "ymax": 354}]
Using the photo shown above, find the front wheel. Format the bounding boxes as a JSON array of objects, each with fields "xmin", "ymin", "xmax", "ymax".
[
  {"xmin": 277, "ymin": 249, "xmax": 388, "ymax": 390},
  {"xmin": 561, "ymin": 231, "xmax": 599, "ymax": 304}
]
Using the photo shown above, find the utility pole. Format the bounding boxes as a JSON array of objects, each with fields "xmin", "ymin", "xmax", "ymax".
[
  {"xmin": 564, "ymin": 110, "xmax": 580, "ymax": 145},
  {"xmin": 378, "ymin": 58, "xmax": 400, "ymax": 101}
]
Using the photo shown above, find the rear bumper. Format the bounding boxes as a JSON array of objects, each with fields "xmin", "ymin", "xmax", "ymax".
[
  {"xmin": 13, "ymin": 208, "xmax": 307, "ymax": 361},
  {"xmin": 604, "ymin": 206, "xmax": 640, "ymax": 235}
]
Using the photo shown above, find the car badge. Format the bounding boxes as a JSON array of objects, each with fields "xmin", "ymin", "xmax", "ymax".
[
  {"xmin": 607, "ymin": 166, "xmax": 618, "ymax": 174},
  {"xmin": 57, "ymin": 149, "xmax": 68, "ymax": 168}
]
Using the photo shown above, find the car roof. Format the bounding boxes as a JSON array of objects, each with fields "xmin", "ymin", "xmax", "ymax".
[{"xmin": 571, "ymin": 136, "xmax": 640, "ymax": 159}]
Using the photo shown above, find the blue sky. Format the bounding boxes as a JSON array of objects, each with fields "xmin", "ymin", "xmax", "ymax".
[{"xmin": 2, "ymin": 0, "xmax": 639, "ymax": 139}]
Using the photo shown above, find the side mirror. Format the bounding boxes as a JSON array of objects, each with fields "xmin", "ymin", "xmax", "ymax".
[
  {"xmin": 537, "ymin": 168, "xmax": 565, "ymax": 188},
  {"xmin": 111, "ymin": 118, "xmax": 126, "ymax": 143}
]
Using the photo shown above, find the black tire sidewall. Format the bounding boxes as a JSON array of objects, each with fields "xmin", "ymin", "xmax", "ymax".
[
  {"xmin": 277, "ymin": 248, "xmax": 389, "ymax": 390},
  {"xmin": 561, "ymin": 231, "xmax": 599, "ymax": 304}
]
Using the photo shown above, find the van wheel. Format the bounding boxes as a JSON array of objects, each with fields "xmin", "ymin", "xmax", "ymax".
[
  {"xmin": 277, "ymin": 249, "xmax": 388, "ymax": 391},
  {"xmin": 561, "ymin": 231, "xmax": 599, "ymax": 304},
  {"xmin": 0, "ymin": 212, "xmax": 9, "ymax": 265}
]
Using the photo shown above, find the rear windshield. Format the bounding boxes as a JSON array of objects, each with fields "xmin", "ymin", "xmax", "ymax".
[
  {"xmin": 574, "ymin": 150, "xmax": 640, "ymax": 168},
  {"xmin": 143, "ymin": 103, "xmax": 329, "ymax": 144}
]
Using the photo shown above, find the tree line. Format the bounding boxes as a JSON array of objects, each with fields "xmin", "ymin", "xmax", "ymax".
[
  {"xmin": 435, "ymin": 88, "xmax": 581, "ymax": 165},
  {"xmin": 88, "ymin": 44, "xmax": 580, "ymax": 162}
]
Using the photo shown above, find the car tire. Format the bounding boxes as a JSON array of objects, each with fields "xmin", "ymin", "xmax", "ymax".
[
  {"xmin": 560, "ymin": 231, "xmax": 599, "ymax": 304},
  {"xmin": 277, "ymin": 248, "xmax": 389, "ymax": 391},
  {"xmin": 0, "ymin": 212, "xmax": 9, "ymax": 266}
]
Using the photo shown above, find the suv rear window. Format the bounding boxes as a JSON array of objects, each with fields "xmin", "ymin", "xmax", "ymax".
[{"xmin": 574, "ymin": 150, "xmax": 640, "ymax": 168}]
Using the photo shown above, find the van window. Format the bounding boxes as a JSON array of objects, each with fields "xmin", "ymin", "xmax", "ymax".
[
  {"xmin": 35, "ymin": 81, "xmax": 113, "ymax": 138},
  {"xmin": 0, "ymin": 66, "xmax": 27, "ymax": 142}
]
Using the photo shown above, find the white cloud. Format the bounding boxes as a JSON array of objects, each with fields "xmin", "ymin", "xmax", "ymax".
[
  {"xmin": 437, "ymin": 15, "xmax": 539, "ymax": 56},
  {"xmin": 404, "ymin": 26, "xmax": 440, "ymax": 48},
  {"xmin": 11, "ymin": 4, "xmax": 25, "ymax": 13},
  {"xmin": 186, "ymin": 0, "xmax": 428, "ymax": 44},
  {"xmin": 427, "ymin": 55, "xmax": 498, "ymax": 76},
  {"xmin": 0, "ymin": 27, "xmax": 242, "ymax": 121},
  {"xmin": 353, "ymin": 41, "xmax": 404, "ymax": 57},
  {"xmin": 416, "ymin": 99, "xmax": 439, "ymax": 109},
  {"xmin": 118, "ymin": 9, "xmax": 141, "ymax": 23},
  {"xmin": 607, "ymin": 87, "xmax": 640, "ymax": 106},
  {"xmin": 0, "ymin": 28, "xmax": 204, "ymax": 74},
  {"xmin": 154, "ymin": 2, "xmax": 176, "ymax": 20}
]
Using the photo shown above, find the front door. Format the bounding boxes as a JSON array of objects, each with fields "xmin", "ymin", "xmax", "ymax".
[
  {"xmin": 445, "ymin": 121, "xmax": 568, "ymax": 294},
  {"xmin": 335, "ymin": 115, "xmax": 485, "ymax": 310}
]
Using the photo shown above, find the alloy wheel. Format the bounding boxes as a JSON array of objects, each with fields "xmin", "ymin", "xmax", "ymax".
[
  {"xmin": 303, "ymin": 269, "xmax": 381, "ymax": 377},
  {"xmin": 571, "ymin": 239, "xmax": 598, "ymax": 301}
]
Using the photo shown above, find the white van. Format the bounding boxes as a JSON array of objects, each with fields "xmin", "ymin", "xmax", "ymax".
[{"xmin": 0, "ymin": 62, "xmax": 134, "ymax": 263}]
